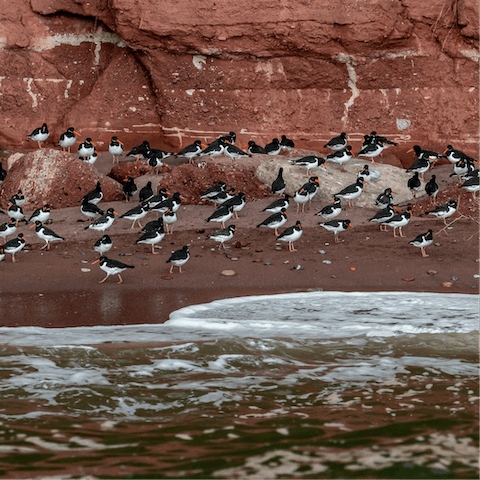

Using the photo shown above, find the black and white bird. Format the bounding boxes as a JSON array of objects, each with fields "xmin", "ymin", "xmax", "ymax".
[
  {"xmin": 135, "ymin": 223, "xmax": 165, "ymax": 254},
  {"xmin": 369, "ymin": 205, "xmax": 398, "ymax": 231},
  {"xmin": 333, "ymin": 177, "xmax": 364, "ymax": 208},
  {"xmin": 271, "ymin": 167, "xmax": 286, "ymax": 195},
  {"xmin": 245, "ymin": 140, "xmax": 266, "ymax": 155},
  {"xmin": 425, "ymin": 175, "xmax": 439, "ymax": 204},
  {"xmin": 82, "ymin": 150, "xmax": 98, "ymax": 165},
  {"xmin": 280, "ymin": 135, "xmax": 295, "ymax": 152},
  {"xmin": 444, "ymin": 145, "xmax": 470, "ymax": 164},
  {"xmin": 31, "ymin": 221, "xmax": 64, "ymax": 250},
  {"xmin": 277, "ymin": 220, "xmax": 303, "ymax": 252},
  {"xmin": 120, "ymin": 202, "xmax": 149, "ymax": 229},
  {"xmin": 58, "ymin": 127, "xmax": 79, "ymax": 152},
  {"xmin": 357, "ymin": 164, "xmax": 381, "ymax": 190},
  {"xmin": 407, "ymin": 145, "xmax": 441, "ymax": 181},
  {"xmin": 3, "ymin": 233, "xmax": 26, "ymax": 262},
  {"xmin": 84, "ymin": 208, "xmax": 117, "ymax": 232},
  {"xmin": 0, "ymin": 245, "xmax": 4, "ymax": 262},
  {"xmin": 28, "ymin": 204, "xmax": 50, "ymax": 224},
  {"xmin": 81, "ymin": 199, "xmax": 104, "ymax": 222},
  {"xmin": 324, "ymin": 132, "xmax": 347, "ymax": 151},
  {"xmin": 424, "ymin": 199, "xmax": 457, "ymax": 225},
  {"xmin": 458, "ymin": 175, "xmax": 479, "ymax": 199},
  {"xmin": 127, "ymin": 140, "xmax": 150, "ymax": 160},
  {"xmin": 315, "ymin": 197, "xmax": 342, "ymax": 220},
  {"xmin": 326, "ymin": 146, "xmax": 353, "ymax": 172},
  {"xmin": 78, "ymin": 137, "xmax": 95, "ymax": 158},
  {"xmin": 163, "ymin": 208, "xmax": 177, "ymax": 234},
  {"xmin": 375, "ymin": 188, "xmax": 395, "ymax": 208},
  {"xmin": 294, "ymin": 177, "xmax": 320, "ymax": 213},
  {"xmin": 147, "ymin": 188, "xmax": 170, "ymax": 208},
  {"xmin": 0, "ymin": 218, "xmax": 17, "ymax": 241},
  {"xmin": 357, "ymin": 140, "xmax": 385, "ymax": 163},
  {"xmin": 407, "ymin": 172, "xmax": 422, "ymax": 199},
  {"xmin": 93, "ymin": 256, "xmax": 134, "ymax": 284},
  {"xmin": 139, "ymin": 181, "xmax": 154, "ymax": 203},
  {"xmin": 93, "ymin": 235, "xmax": 113, "ymax": 255},
  {"xmin": 262, "ymin": 194, "xmax": 291, "ymax": 214},
  {"xmin": 83, "ymin": 181, "xmax": 103, "ymax": 205},
  {"xmin": 317, "ymin": 219, "xmax": 353, "ymax": 243},
  {"xmin": 381, "ymin": 205, "xmax": 413, "ymax": 237},
  {"xmin": 123, "ymin": 176, "xmax": 138, "ymax": 202},
  {"xmin": 450, "ymin": 158, "xmax": 476, "ymax": 183},
  {"xmin": 409, "ymin": 229, "xmax": 434, "ymax": 258},
  {"xmin": 257, "ymin": 208, "xmax": 288, "ymax": 236},
  {"xmin": 210, "ymin": 187, "xmax": 236, "ymax": 205},
  {"xmin": 140, "ymin": 217, "xmax": 164, "ymax": 234},
  {"xmin": 166, "ymin": 246, "xmax": 190, "ymax": 273},
  {"xmin": 223, "ymin": 192, "xmax": 247, "ymax": 219},
  {"xmin": 369, "ymin": 132, "xmax": 397, "ymax": 148},
  {"xmin": 7, "ymin": 202, "xmax": 24, "ymax": 225},
  {"xmin": 205, "ymin": 204, "xmax": 234, "ymax": 229},
  {"xmin": 207, "ymin": 224, "xmax": 236, "ymax": 249},
  {"xmin": 28, "ymin": 123, "xmax": 49, "ymax": 149},
  {"xmin": 198, "ymin": 138, "xmax": 226, "ymax": 160},
  {"xmin": 175, "ymin": 140, "xmax": 205, "ymax": 164},
  {"xmin": 224, "ymin": 143, "xmax": 251, "ymax": 162},
  {"xmin": 290, "ymin": 156, "xmax": 327, "ymax": 177},
  {"xmin": 200, "ymin": 182, "xmax": 227, "ymax": 200},
  {"xmin": 265, "ymin": 138, "xmax": 282, "ymax": 156},
  {"xmin": 219, "ymin": 131, "xmax": 236, "ymax": 145},
  {"xmin": 146, "ymin": 148, "xmax": 173, "ymax": 173},
  {"xmin": 109, "ymin": 136, "xmax": 124, "ymax": 163},
  {"xmin": 150, "ymin": 191, "xmax": 183, "ymax": 214},
  {"xmin": 9, "ymin": 190, "xmax": 26, "ymax": 207}
]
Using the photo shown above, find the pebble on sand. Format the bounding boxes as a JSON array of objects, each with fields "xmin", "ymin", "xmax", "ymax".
[
  {"xmin": 221, "ymin": 270, "xmax": 236, "ymax": 276},
  {"xmin": 402, "ymin": 277, "xmax": 415, "ymax": 282}
]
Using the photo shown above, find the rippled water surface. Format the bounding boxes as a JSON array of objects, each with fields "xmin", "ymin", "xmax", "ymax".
[{"xmin": 0, "ymin": 291, "xmax": 478, "ymax": 478}]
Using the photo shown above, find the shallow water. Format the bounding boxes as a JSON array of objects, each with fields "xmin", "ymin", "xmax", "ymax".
[{"xmin": 0, "ymin": 291, "xmax": 478, "ymax": 479}]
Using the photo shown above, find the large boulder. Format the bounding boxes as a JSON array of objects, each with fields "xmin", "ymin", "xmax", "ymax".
[{"xmin": 0, "ymin": 148, "xmax": 123, "ymax": 209}]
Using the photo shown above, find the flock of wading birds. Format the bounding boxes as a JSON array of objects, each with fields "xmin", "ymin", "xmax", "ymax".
[{"xmin": 0, "ymin": 124, "xmax": 477, "ymax": 283}]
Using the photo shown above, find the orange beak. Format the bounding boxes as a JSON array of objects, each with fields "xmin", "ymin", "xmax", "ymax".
[
  {"xmin": 407, "ymin": 148, "xmax": 414, "ymax": 153},
  {"xmin": 29, "ymin": 223, "xmax": 35, "ymax": 229},
  {"xmin": 74, "ymin": 131, "xmax": 80, "ymax": 136},
  {"xmin": 92, "ymin": 259, "xmax": 100, "ymax": 264}
]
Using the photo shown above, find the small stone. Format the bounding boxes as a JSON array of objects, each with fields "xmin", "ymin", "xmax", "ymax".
[
  {"xmin": 434, "ymin": 243, "xmax": 441, "ymax": 247},
  {"xmin": 292, "ymin": 264, "xmax": 303, "ymax": 270},
  {"xmin": 442, "ymin": 281, "xmax": 453, "ymax": 287},
  {"xmin": 331, "ymin": 275, "xmax": 337, "ymax": 279},
  {"xmin": 275, "ymin": 247, "xmax": 282, "ymax": 250},
  {"xmin": 427, "ymin": 270, "xmax": 438, "ymax": 275},
  {"xmin": 195, "ymin": 255, "xmax": 202, "ymax": 258},
  {"xmin": 63, "ymin": 255, "xmax": 73, "ymax": 259},
  {"xmin": 252, "ymin": 258, "xmax": 262, "ymax": 263},
  {"xmin": 264, "ymin": 260, "xmax": 272, "ymax": 265},
  {"xmin": 473, "ymin": 274, "xmax": 479, "ymax": 278},
  {"xmin": 161, "ymin": 275, "xmax": 173, "ymax": 280},
  {"xmin": 451, "ymin": 276, "xmax": 458, "ymax": 281},
  {"xmin": 221, "ymin": 270, "xmax": 235, "ymax": 276},
  {"xmin": 284, "ymin": 260, "xmax": 289, "ymax": 264},
  {"xmin": 402, "ymin": 277, "xmax": 415, "ymax": 282},
  {"xmin": 318, "ymin": 250, "xmax": 327, "ymax": 254},
  {"xmin": 142, "ymin": 263, "xmax": 149, "ymax": 266},
  {"xmin": 230, "ymin": 257, "xmax": 239, "ymax": 261},
  {"xmin": 81, "ymin": 268, "xmax": 91, "ymax": 273},
  {"xmin": 81, "ymin": 260, "xmax": 88, "ymax": 264},
  {"xmin": 322, "ymin": 260, "xmax": 332, "ymax": 264}
]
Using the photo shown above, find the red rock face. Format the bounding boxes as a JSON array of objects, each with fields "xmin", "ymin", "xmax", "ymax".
[{"xmin": 0, "ymin": 0, "xmax": 478, "ymax": 158}]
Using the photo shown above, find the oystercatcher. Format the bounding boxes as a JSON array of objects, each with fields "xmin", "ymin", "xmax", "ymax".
[
  {"xmin": 407, "ymin": 145, "xmax": 441, "ymax": 181},
  {"xmin": 375, "ymin": 188, "xmax": 395, "ymax": 208},
  {"xmin": 210, "ymin": 187, "xmax": 236, "ymax": 205},
  {"xmin": 205, "ymin": 204, "xmax": 234, "ymax": 229},
  {"xmin": 208, "ymin": 224, "xmax": 236, "ymax": 249},
  {"xmin": 290, "ymin": 155, "xmax": 327, "ymax": 177},
  {"xmin": 7, "ymin": 202, "xmax": 24, "ymax": 225},
  {"xmin": 324, "ymin": 132, "xmax": 347, "ymax": 151},
  {"xmin": 80, "ymin": 199, "xmax": 104, "ymax": 221},
  {"xmin": 150, "ymin": 191, "xmax": 183, "ymax": 214},
  {"xmin": 458, "ymin": 175, "xmax": 479, "ymax": 199},
  {"xmin": 146, "ymin": 149, "xmax": 172, "ymax": 173},
  {"xmin": 140, "ymin": 217, "xmax": 164, "ymax": 233},
  {"xmin": 30, "ymin": 221, "xmax": 64, "ymax": 250},
  {"xmin": 9, "ymin": 190, "xmax": 25, "ymax": 207},
  {"xmin": 369, "ymin": 205, "xmax": 398, "ymax": 231},
  {"xmin": 93, "ymin": 255, "xmax": 134, "ymax": 284},
  {"xmin": 163, "ymin": 208, "xmax": 177, "ymax": 234},
  {"xmin": 271, "ymin": 167, "xmax": 286, "ymax": 195},
  {"xmin": 83, "ymin": 181, "xmax": 103, "ymax": 205},
  {"xmin": 245, "ymin": 140, "xmax": 266, "ymax": 155},
  {"xmin": 294, "ymin": 177, "xmax": 320, "ymax": 212},
  {"xmin": 147, "ymin": 188, "xmax": 170, "ymax": 208},
  {"xmin": 256, "ymin": 208, "xmax": 288, "ymax": 236},
  {"xmin": 135, "ymin": 223, "xmax": 165, "ymax": 253},
  {"xmin": 219, "ymin": 131, "xmax": 236, "ymax": 145},
  {"xmin": 198, "ymin": 138, "xmax": 226, "ymax": 160},
  {"xmin": 425, "ymin": 175, "xmax": 439, "ymax": 204},
  {"xmin": 166, "ymin": 245, "xmax": 190, "ymax": 273},
  {"xmin": 262, "ymin": 194, "xmax": 291, "ymax": 214},
  {"xmin": 3, "ymin": 233, "xmax": 26, "ymax": 262},
  {"xmin": 357, "ymin": 140, "xmax": 385, "ymax": 163},
  {"xmin": 357, "ymin": 164, "xmax": 381, "ymax": 191},
  {"xmin": 28, "ymin": 123, "xmax": 49, "ymax": 149},
  {"xmin": 409, "ymin": 229, "xmax": 433, "ymax": 258},
  {"xmin": 82, "ymin": 150, "xmax": 98, "ymax": 165},
  {"xmin": 317, "ymin": 219, "xmax": 353, "ymax": 243},
  {"xmin": 315, "ymin": 197, "xmax": 342, "ymax": 220},
  {"xmin": 326, "ymin": 145, "xmax": 353, "ymax": 172},
  {"xmin": 0, "ymin": 163, "xmax": 7, "ymax": 184},
  {"xmin": 369, "ymin": 132, "xmax": 397, "ymax": 148},
  {"xmin": 120, "ymin": 202, "xmax": 149, "ymax": 229},
  {"xmin": 444, "ymin": 145, "xmax": 470, "ymax": 164},
  {"xmin": 407, "ymin": 172, "xmax": 422, "ymax": 199},
  {"xmin": 0, "ymin": 218, "xmax": 17, "ymax": 241},
  {"xmin": 277, "ymin": 220, "xmax": 303, "ymax": 251},
  {"xmin": 223, "ymin": 192, "xmax": 246, "ymax": 219},
  {"xmin": 93, "ymin": 234, "xmax": 113, "ymax": 255},
  {"xmin": 334, "ymin": 177, "xmax": 364, "ymax": 208},
  {"xmin": 139, "ymin": 181, "xmax": 154, "ymax": 203},
  {"xmin": 58, "ymin": 127, "xmax": 79, "ymax": 152},
  {"xmin": 78, "ymin": 138, "xmax": 95, "ymax": 158},
  {"xmin": 84, "ymin": 208, "xmax": 117, "ymax": 232},
  {"xmin": 280, "ymin": 135, "xmax": 295, "ymax": 152},
  {"xmin": 224, "ymin": 143, "xmax": 251, "ymax": 162},
  {"xmin": 381, "ymin": 205, "xmax": 413, "ymax": 237},
  {"xmin": 424, "ymin": 199, "xmax": 457, "ymax": 225},
  {"xmin": 0, "ymin": 245, "xmax": 4, "ymax": 262},
  {"xmin": 123, "ymin": 176, "xmax": 138, "ymax": 202},
  {"xmin": 450, "ymin": 158, "xmax": 476, "ymax": 183},
  {"xmin": 175, "ymin": 140, "xmax": 205, "ymax": 164},
  {"xmin": 109, "ymin": 136, "xmax": 124, "ymax": 163},
  {"xmin": 127, "ymin": 140, "xmax": 150, "ymax": 160},
  {"xmin": 200, "ymin": 182, "xmax": 227, "ymax": 200},
  {"xmin": 28, "ymin": 204, "xmax": 50, "ymax": 224},
  {"xmin": 265, "ymin": 138, "xmax": 282, "ymax": 155}
]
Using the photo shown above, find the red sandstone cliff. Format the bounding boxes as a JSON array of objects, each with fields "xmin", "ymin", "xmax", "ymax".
[{"xmin": 0, "ymin": 0, "xmax": 478, "ymax": 157}]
